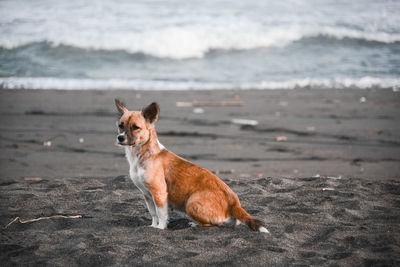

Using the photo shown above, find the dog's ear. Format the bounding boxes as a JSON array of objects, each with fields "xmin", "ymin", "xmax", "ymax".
[
  {"xmin": 142, "ymin": 102, "xmax": 159, "ymax": 124},
  {"xmin": 115, "ymin": 99, "xmax": 127, "ymax": 116}
]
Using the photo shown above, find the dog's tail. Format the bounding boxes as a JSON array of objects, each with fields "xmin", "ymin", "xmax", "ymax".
[{"xmin": 231, "ymin": 203, "xmax": 269, "ymax": 233}]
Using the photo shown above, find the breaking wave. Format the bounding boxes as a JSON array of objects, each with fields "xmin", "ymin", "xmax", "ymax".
[{"xmin": 1, "ymin": 26, "xmax": 399, "ymax": 59}]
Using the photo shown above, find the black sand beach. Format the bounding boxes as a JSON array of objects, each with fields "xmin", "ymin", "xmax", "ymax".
[{"xmin": 1, "ymin": 88, "xmax": 400, "ymax": 266}]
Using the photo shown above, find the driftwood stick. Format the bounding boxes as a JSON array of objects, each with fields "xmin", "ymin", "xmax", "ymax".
[
  {"xmin": 5, "ymin": 215, "xmax": 82, "ymax": 229},
  {"xmin": 176, "ymin": 101, "xmax": 244, "ymax": 107}
]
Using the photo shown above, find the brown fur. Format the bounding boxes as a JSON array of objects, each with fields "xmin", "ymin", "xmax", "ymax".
[{"xmin": 115, "ymin": 100, "xmax": 266, "ymax": 232}]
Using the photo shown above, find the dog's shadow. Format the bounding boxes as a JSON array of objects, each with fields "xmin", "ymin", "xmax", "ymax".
[
  {"xmin": 109, "ymin": 216, "xmax": 192, "ymax": 230},
  {"xmin": 168, "ymin": 218, "xmax": 193, "ymax": 230}
]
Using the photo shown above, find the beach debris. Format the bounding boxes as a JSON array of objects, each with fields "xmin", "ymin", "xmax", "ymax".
[
  {"xmin": 231, "ymin": 118, "xmax": 258, "ymax": 126},
  {"xmin": 24, "ymin": 177, "xmax": 42, "ymax": 182},
  {"xmin": 5, "ymin": 215, "xmax": 83, "ymax": 229},
  {"xmin": 176, "ymin": 101, "xmax": 244, "ymax": 107},
  {"xmin": 212, "ymin": 169, "xmax": 235, "ymax": 175},
  {"xmin": 257, "ymin": 173, "xmax": 263, "ymax": 178},
  {"xmin": 79, "ymin": 137, "xmax": 85, "ymax": 143},
  {"xmin": 275, "ymin": 169, "xmax": 298, "ymax": 174},
  {"xmin": 239, "ymin": 173, "xmax": 251, "ymax": 178},
  {"xmin": 367, "ymin": 130, "xmax": 383, "ymax": 136},
  {"xmin": 43, "ymin": 141, "xmax": 52, "ymax": 147},
  {"xmin": 276, "ymin": 136, "xmax": 288, "ymax": 142},
  {"xmin": 351, "ymin": 158, "xmax": 362, "ymax": 166},
  {"xmin": 314, "ymin": 174, "xmax": 321, "ymax": 178},
  {"xmin": 306, "ymin": 126, "xmax": 316, "ymax": 132},
  {"xmin": 279, "ymin": 101, "xmax": 288, "ymax": 107},
  {"xmin": 326, "ymin": 175, "xmax": 342, "ymax": 180},
  {"xmin": 359, "ymin": 97, "xmax": 366, "ymax": 103},
  {"xmin": 322, "ymin": 187, "xmax": 335, "ymax": 191},
  {"xmin": 193, "ymin": 107, "xmax": 204, "ymax": 114},
  {"xmin": 234, "ymin": 94, "xmax": 241, "ymax": 100}
]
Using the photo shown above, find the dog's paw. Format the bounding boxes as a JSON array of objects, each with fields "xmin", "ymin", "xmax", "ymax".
[
  {"xmin": 189, "ymin": 222, "xmax": 198, "ymax": 227},
  {"xmin": 150, "ymin": 218, "xmax": 158, "ymax": 227},
  {"xmin": 259, "ymin": 226, "xmax": 270, "ymax": 234},
  {"xmin": 154, "ymin": 220, "xmax": 168, "ymax": 229}
]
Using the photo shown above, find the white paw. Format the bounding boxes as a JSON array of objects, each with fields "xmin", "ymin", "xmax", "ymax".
[
  {"xmin": 188, "ymin": 222, "xmax": 198, "ymax": 227},
  {"xmin": 155, "ymin": 223, "xmax": 167, "ymax": 230},
  {"xmin": 151, "ymin": 218, "xmax": 158, "ymax": 227},
  {"xmin": 259, "ymin": 226, "xmax": 270, "ymax": 234}
]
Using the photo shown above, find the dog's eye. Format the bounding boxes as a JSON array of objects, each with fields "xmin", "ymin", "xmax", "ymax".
[
  {"xmin": 118, "ymin": 122, "xmax": 124, "ymax": 129},
  {"xmin": 132, "ymin": 124, "xmax": 140, "ymax": 130}
]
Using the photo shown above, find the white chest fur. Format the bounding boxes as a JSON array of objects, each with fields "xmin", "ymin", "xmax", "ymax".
[{"xmin": 124, "ymin": 146, "xmax": 147, "ymax": 194}]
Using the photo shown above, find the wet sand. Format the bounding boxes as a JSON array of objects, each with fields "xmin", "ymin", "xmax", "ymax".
[{"xmin": 1, "ymin": 88, "xmax": 399, "ymax": 265}]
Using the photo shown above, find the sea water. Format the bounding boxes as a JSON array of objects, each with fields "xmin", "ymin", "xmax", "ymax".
[{"xmin": 0, "ymin": 0, "xmax": 399, "ymax": 90}]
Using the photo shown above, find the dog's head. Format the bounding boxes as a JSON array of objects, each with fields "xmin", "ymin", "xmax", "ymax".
[{"xmin": 115, "ymin": 99, "xmax": 159, "ymax": 147}]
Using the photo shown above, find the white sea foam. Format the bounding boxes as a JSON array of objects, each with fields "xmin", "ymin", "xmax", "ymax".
[{"xmin": 1, "ymin": 77, "xmax": 398, "ymax": 91}]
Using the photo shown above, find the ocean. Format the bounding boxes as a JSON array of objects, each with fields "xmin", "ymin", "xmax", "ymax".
[{"xmin": 0, "ymin": 0, "xmax": 399, "ymax": 90}]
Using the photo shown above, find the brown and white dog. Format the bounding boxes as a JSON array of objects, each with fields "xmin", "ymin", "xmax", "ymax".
[{"xmin": 115, "ymin": 100, "xmax": 269, "ymax": 233}]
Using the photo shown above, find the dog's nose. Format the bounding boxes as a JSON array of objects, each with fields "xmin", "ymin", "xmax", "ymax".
[{"xmin": 117, "ymin": 135, "xmax": 125, "ymax": 142}]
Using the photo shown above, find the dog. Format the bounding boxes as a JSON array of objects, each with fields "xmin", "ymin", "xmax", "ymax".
[{"xmin": 115, "ymin": 99, "xmax": 269, "ymax": 233}]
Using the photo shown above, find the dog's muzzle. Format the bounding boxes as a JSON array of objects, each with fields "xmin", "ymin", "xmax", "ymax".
[{"xmin": 117, "ymin": 134, "xmax": 125, "ymax": 143}]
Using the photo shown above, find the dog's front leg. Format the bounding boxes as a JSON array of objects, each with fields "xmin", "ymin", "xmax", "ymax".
[
  {"xmin": 143, "ymin": 194, "xmax": 158, "ymax": 227},
  {"xmin": 154, "ymin": 202, "xmax": 168, "ymax": 229},
  {"xmin": 148, "ymin": 172, "xmax": 169, "ymax": 229}
]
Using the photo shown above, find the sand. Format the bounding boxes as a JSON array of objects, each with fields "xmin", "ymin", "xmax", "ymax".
[{"xmin": 0, "ymin": 88, "xmax": 399, "ymax": 265}]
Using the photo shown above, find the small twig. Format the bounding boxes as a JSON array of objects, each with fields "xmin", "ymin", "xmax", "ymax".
[
  {"xmin": 176, "ymin": 101, "xmax": 244, "ymax": 107},
  {"xmin": 5, "ymin": 215, "xmax": 82, "ymax": 229}
]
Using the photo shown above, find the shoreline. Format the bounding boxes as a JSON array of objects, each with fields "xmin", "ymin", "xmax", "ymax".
[{"xmin": 1, "ymin": 76, "xmax": 400, "ymax": 91}]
